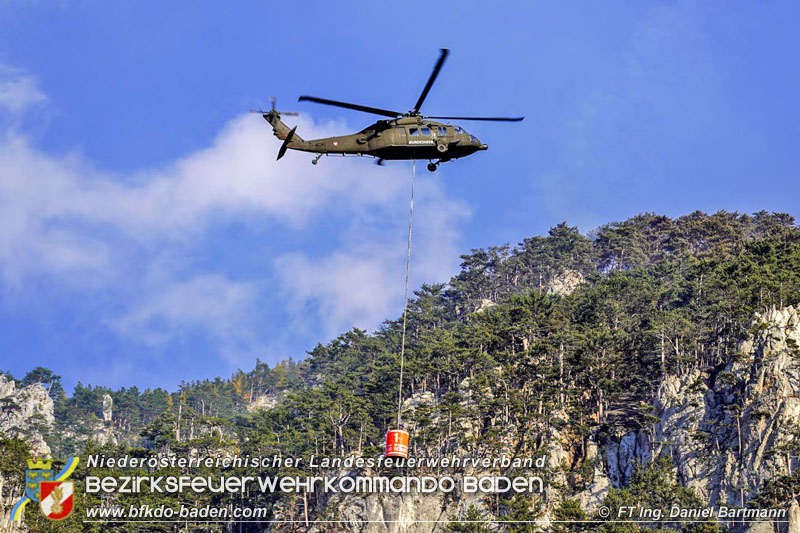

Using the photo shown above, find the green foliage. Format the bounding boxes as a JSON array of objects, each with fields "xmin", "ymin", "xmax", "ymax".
[
  {"xmin": 447, "ymin": 505, "xmax": 494, "ymax": 532},
  {"xmin": 748, "ymin": 470, "xmax": 800, "ymax": 509},
  {"xmin": 500, "ymin": 493, "xmax": 545, "ymax": 532},
  {"xmin": 550, "ymin": 499, "xmax": 590, "ymax": 532},
  {"xmin": 0, "ymin": 438, "xmax": 31, "ymax": 486}
]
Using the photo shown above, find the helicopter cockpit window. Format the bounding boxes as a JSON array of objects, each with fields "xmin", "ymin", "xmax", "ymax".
[
  {"xmin": 454, "ymin": 126, "xmax": 465, "ymax": 134},
  {"xmin": 420, "ymin": 127, "xmax": 431, "ymax": 136},
  {"xmin": 409, "ymin": 128, "xmax": 419, "ymax": 136},
  {"xmin": 438, "ymin": 126, "xmax": 448, "ymax": 136}
]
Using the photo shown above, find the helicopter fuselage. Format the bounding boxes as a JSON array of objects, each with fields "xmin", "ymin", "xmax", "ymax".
[
  {"xmin": 264, "ymin": 111, "xmax": 487, "ymax": 165},
  {"xmin": 296, "ymin": 117, "xmax": 487, "ymax": 161}
]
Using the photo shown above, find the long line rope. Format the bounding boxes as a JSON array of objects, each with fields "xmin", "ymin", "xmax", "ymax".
[{"xmin": 397, "ymin": 160, "xmax": 416, "ymax": 428}]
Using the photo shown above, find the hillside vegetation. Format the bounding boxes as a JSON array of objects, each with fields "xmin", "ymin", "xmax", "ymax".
[{"xmin": 2, "ymin": 210, "xmax": 800, "ymax": 532}]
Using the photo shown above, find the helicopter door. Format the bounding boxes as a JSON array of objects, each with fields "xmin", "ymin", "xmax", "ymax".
[{"xmin": 395, "ymin": 127, "xmax": 408, "ymax": 145}]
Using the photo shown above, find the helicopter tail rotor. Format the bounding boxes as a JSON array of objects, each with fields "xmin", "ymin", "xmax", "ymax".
[
  {"xmin": 250, "ymin": 96, "xmax": 299, "ymax": 117},
  {"xmin": 277, "ymin": 126, "xmax": 298, "ymax": 160},
  {"xmin": 258, "ymin": 100, "xmax": 305, "ymax": 158},
  {"xmin": 270, "ymin": 96, "xmax": 298, "ymax": 116}
]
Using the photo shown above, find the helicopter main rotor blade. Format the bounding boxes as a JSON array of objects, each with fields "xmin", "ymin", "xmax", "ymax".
[
  {"xmin": 426, "ymin": 115, "xmax": 525, "ymax": 122},
  {"xmin": 412, "ymin": 48, "xmax": 449, "ymax": 115},
  {"xmin": 298, "ymin": 96, "xmax": 401, "ymax": 118}
]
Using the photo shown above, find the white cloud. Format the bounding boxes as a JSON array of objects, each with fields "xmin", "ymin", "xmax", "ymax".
[
  {"xmin": 0, "ymin": 67, "xmax": 47, "ymax": 114},
  {"xmin": 274, "ymin": 177, "xmax": 469, "ymax": 337},
  {"xmin": 0, "ymin": 68, "xmax": 469, "ymax": 355},
  {"xmin": 112, "ymin": 272, "xmax": 256, "ymax": 346},
  {"xmin": 0, "ymin": 114, "xmax": 405, "ymax": 254},
  {"xmin": 275, "ymin": 249, "xmax": 400, "ymax": 337}
]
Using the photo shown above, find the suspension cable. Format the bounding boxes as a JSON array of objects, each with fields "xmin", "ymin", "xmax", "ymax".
[{"xmin": 397, "ymin": 160, "xmax": 416, "ymax": 428}]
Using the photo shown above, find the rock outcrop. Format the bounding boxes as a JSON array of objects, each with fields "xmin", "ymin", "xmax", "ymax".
[
  {"xmin": 247, "ymin": 391, "xmax": 285, "ymax": 412},
  {"xmin": 91, "ymin": 393, "xmax": 118, "ymax": 446},
  {"xmin": 789, "ymin": 500, "xmax": 800, "ymax": 533},
  {"xmin": 102, "ymin": 393, "xmax": 113, "ymax": 423},
  {"xmin": 0, "ymin": 375, "xmax": 55, "ymax": 532},
  {"xmin": 0, "ymin": 375, "xmax": 54, "ymax": 457},
  {"xmin": 602, "ymin": 306, "xmax": 800, "ymax": 525},
  {"xmin": 323, "ymin": 490, "xmax": 465, "ymax": 533},
  {"xmin": 546, "ymin": 269, "xmax": 584, "ymax": 296}
]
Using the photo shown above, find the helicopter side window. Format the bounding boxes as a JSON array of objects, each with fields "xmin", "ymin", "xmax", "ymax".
[
  {"xmin": 420, "ymin": 127, "xmax": 431, "ymax": 136},
  {"xmin": 409, "ymin": 128, "xmax": 419, "ymax": 136},
  {"xmin": 437, "ymin": 126, "xmax": 447, "ymax": 136}
]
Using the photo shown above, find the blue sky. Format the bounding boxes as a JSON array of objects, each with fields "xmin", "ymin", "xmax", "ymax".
[{"xmin": 1, "ymin": 1, "xmax": 798, "ymax": 391}]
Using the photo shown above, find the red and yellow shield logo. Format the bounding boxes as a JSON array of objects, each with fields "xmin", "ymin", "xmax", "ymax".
[{"xmin": 39, "ymin": 481, "xmax": 74, "ymax": 520}]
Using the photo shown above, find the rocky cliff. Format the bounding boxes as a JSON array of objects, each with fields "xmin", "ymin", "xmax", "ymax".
[
  {"xmin": 318, "ymin": 306, "xmax": 800, "ymax": 532},
  {"xmin": 0, "ymin": 375, "xmax": 54, "ymax": 457},
  {"xmin": 604, "ymin": 306, "xmax": 800, "ymax": 504},
  {"xmin": 0, "ymin": 376, "xmax": 55, "ymax": 532}
]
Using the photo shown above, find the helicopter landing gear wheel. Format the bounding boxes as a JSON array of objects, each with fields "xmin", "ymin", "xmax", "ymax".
[
  {"xmin": 427, "ymin": 162, "xmax": 437, "ymax": 172},
  {"xmin": 312, "ymin": 153, "xmax": 323, "ymax": 165}
]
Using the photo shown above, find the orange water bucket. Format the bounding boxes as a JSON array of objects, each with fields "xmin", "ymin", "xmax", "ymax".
[{"xmin": 385, "ymin": 429, "xmax": 410, "ymax": 458}]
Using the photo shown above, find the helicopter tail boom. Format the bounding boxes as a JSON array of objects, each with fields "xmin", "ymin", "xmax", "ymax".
[{"xmin": 262, "ymin": 111, "xmax": 305, "ymax": 148}]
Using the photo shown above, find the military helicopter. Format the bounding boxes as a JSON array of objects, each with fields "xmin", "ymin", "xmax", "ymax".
[{"xmin": 256, "ymin": 49, "xmax": 523, "ymax": 172}]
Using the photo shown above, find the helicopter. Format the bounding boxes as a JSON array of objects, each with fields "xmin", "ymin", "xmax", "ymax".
[{"xmin": 256, "ymin": 49, "xmax": 523, "ymax": 172}]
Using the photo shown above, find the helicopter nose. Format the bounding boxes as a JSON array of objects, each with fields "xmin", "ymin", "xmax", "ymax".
[{"xmin": 479, "ymin": 143, "xmax": 488, "ymax": 150}]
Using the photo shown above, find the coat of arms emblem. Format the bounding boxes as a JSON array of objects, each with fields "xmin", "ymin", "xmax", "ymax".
[
  {"xmin": 25, "ymin": 459, "xmax": 54, "ymax": 503},
  {"xmin": 39, "ymin": 480, "xmax": 75, "ymax": 520},
  {"xmin": 12, "ymin": 457, "xmax": 79, "ymax": 522}
]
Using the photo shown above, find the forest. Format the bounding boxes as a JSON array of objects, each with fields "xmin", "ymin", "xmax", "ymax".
[{"xmin": 2, "ymin": 210, "xmax": 799, "ymax": 532}]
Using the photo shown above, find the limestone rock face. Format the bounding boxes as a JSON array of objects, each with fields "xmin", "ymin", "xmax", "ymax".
[
  {"xmin": 546, "ymin": 270, "xmax": 584, "ymax": 296},
  {"xmin": 474, "ymin": 299, "xmax": 496, "ymax": 313},
  {"xmin": 401, "ymin": 391, "xmax": 436, "ymax": 418},
  {"xmin": 102, "ymin": 393, "xmax": 113, "ymax": 423},
  {"xmin": 87, "ymin": 393, "xmax": 118, "ymax": 446},
  {"xmin": 0, "ymin": 374, "xmax": 54, "ymax": 457},
  {"xmin": 247, "ymin": 391, "xmax": 287, "ymax": 412},
  {"xmin": 789, "ymin": 500, "xmax": 800, "ymax": 533},
  {"xmin": 602, "ymin": 306, "xmax": 800, "ymax": 508},
  {"xmin": 91, "ymin": 422, "xmax": 118, "ymax": 447},
  {"xmin": 331, "ymin": 492, "xmax": 446, "ymax": 533},
  {"xmin": 605, "ymin": 430, "xmax": 652, "ymax": 488},
  {"xmin": 746, "ymin": 522, "xmax": 775, "ymax": 533},
  {"xmin": 248, "ymin": 393, "xmax": 279, "ymax": 412},
  {"xmin": 319, "ymin": 481, "xmax": 486, "ymax": 533},
  {"xmin": 0, "ymin": 376, "xmax": 57, "ymax": 531},
  {"xmin": 0, "ymin": 378, "xmax": 15, "ymax": 399},
  {"xmin": 574, "ymin": 448, "xmax": 611, "ymax": 513}
]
